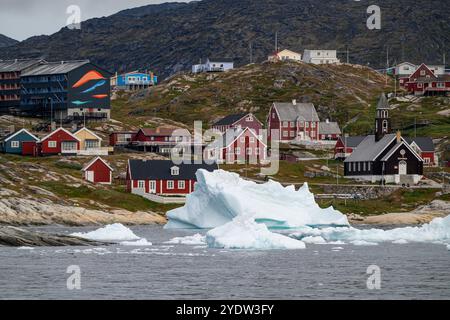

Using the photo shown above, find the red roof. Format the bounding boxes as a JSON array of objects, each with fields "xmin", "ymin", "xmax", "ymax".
[{"xmin": 140, "ymin": 128, "xmax": 189, "ymax": 137}]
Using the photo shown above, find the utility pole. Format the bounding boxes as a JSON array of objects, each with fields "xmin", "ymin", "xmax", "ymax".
[
  {"xmin": 385, "ymin": 46, "xmax": 389, "ymax": 85},
  {"xmin": 346, "ymin": 46, "xmax": 349, "ymax": 64},
  {"xmin": 275, "ymin": 31, "xmax": 278, "ymax": 52},
  {"xmin": 249, "ymin": 41, "xmax": 253, "ymax": 64}
]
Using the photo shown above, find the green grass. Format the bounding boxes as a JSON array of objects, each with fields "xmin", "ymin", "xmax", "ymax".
[
  {"xmin": 318, "ymin": 188, "xmax": 440, "ymax": 216},
  {"xmin": 40, "ymin": 181, "xmax": 180, "ymax": 213}
]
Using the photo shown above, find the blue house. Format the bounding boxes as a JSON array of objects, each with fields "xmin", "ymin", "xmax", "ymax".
[
  {"xmin": 0, "ymin": 128, "xmax": 39, "ymax": 154},
  {"xmin": 111, "ymin": 71, "xmax": 158, "ymax": 91}
]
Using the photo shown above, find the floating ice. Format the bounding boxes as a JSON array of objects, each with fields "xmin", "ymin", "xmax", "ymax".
[
  {"xmin": 392, "ymin": 239, "xmax": 408, "ymax": 244},
  {"xmin": 17, "ymin": 246, "xmax": 34, "ymax": 250},
  {"xmin": 301, "ymin": 236, "xmax": 327, "ymax": 244},
  {"xmin": 71, "ymin": 223, "xmax": 141, "ymax": 242},
  {"xmin": 165, "ymin": 234, "xmax": 206, "ymax": 245},
  {"xmin": 205, "ymin": 217, "xmax": 306, "ymax": 250},
  {"xmin": 165, "ymin": 169, "xmax": 348, "ymax": 229},
  {"xmin": 351, "ymin": 240, "xmax": 378, "ymax": 246},
  {"xmin": 292, "ymin": 215, "xmax": 450, "ymax": 245},
  {"xmin": 121, "ymin": 239, "xmax": 153, "ymax": 246}
]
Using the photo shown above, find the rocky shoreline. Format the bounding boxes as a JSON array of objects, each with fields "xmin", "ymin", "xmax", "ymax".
[{"xmin": 0, "ymin": 226, "xmax": 108, "ymax": 247}]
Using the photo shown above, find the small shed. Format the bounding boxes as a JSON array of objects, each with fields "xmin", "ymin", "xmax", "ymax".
[{"xmin": 82, "ymin": 157, "xmax": 113, "ymax": 185}]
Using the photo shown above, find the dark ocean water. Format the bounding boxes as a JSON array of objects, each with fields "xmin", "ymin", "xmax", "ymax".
[{"xmin": 0, "ymin": 225, "xmax": 449, "ymax": 300}]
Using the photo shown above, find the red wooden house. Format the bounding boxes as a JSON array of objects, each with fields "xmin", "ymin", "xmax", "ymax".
[
  {"xmin": 211, "ymin": 113, "xmax": 263, "ymax": 135},
  {"xmin": 206, "ymin": 127, "xmax": 267, "ymax": 164},
  {"xmin": 126, "ymin": 160, "xmax": 218, "ymax": 197},
  {"xmin": 82, "ymin": 157, "xmax": 113, "ymax": 184},
  {"xmin": 109, "ymin": 131, "xmax": 136, "ymax": 146},
  {"xmin": 404, "ymin": 137, "xmax": 436, "ymax": 166},
  {"xmin": 402, "ymin": 64, "xmax": 450, "ymax": 96},
  {"xmin": 39, "ymin": 127, "xmax": 80, "ymax": 156},
  {"xmin": 132, "ymin": 127, "xmax": 191, "ymax": 153},
  {"xmin": 267, "ymin": 100, "xmax": 320, "ymax": 142},
  {"xmin": 334, "ymin": 136, "xmax": 366, "ymax": 159}
]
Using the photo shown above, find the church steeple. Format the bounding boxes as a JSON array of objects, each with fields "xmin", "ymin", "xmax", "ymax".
[{"xmin": 375, "ymin": 93, "xmax": 391, "ymax": 141}]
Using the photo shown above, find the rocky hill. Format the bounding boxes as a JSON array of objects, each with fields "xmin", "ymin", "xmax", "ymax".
[
  {"xmin": 0, "ymin": 34, "xmax": 18, "ymax": 48},
  {"xmin": 113, "ymin": 61, "xmax": 392, "ymax": 134},
  {"xmin": 1, "ymin": 0, "xmax": 449, "ymax": 78}
]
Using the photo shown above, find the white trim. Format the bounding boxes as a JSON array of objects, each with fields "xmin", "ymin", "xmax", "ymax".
[
  {"xmin": 4, "ymin": 128, "xmax": 39, "ymax": 142},
  {"xmin": 82, "ymin": 156, "xmax": 114, "ymax": 172},
  {"xmin": 223, "ymin": 127, "xmax": 267, "ymax": 150},
  {"xmin": 381, "ymin": 139, "xmax": 423, "ymax": 162},
  {"xmin": 39, "ymin": 127, "xmax": 81, "ymax": 143},
  {"xmin": 74, "ymin": 127, "xmax": 103, "ymax": 142}
]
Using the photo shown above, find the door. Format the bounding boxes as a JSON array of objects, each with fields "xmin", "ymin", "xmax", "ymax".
[
  {"xmin": 86, "ymin": 171, "xmax": 94, "ymax": 182},
  {"xmin": 149, "ymin": 181, "xmax": 156, "ymax": 194},
  {"xmin": 399, "ymin": 161, "xmax": 407, "ymax": 175}
]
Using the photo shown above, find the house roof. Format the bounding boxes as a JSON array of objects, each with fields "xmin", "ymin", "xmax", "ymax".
[
  {"xmin": 74, "ymin": 127, "xmax": 103, "ymax": 141},
  {"xmin": 273, "ymin": 102, "xmax": 320, "ymax": 122},
  {"xmin": 213, "ymin": 113, "xmax": 248, "ymax": 126},
  {"xmin": 82, "ymin": 157, "xmax": 113, "ymax": 172},
  {"xmin": 0, "ymin": 59, "xmax": 43, "ymax": 72},
  {"xmin": 210, "ymin": 127, "xmax": 266, "ymax": 149},
  {"xmin": 1, "ymin": 128, "xmax": 39, "ymax": 142},
  {"xmin": 404, "ymin": 137, "xmax": 435, "ymax": 152},
  {"xmin": 207, "ymin": 58, "xmax": 234, "ymax": 63},
  {"xmin": 139, "ymin": 127, "xmax": 190, "ymax": 137},
  {"xmin": 21, "ymin": 60, "xmax": 90, "ymax": 76},
  {"xmin": 339, "ymin": 136, "xmax": 366, "ymax": 148},
  {"xmin": 344, "ymin": 134, "xmax": 397, "ymax": 162},
  {"xmin": 376, "ymin": 93, "xmax": 390, "ymax": 110},
  {"xmin": 319, "ymin": 121, "xmax": 341, "ymax": 135},
  {"xmin": 39, "ymin": 127, "xmax": 80, "ymax": 142},
  {"xmin": 380, "ymin": 141, "xmax": 423, "ymax": 162},
  {"xmin": 128, "ymin": 160, "xmax": 218, "ymax": 180}
]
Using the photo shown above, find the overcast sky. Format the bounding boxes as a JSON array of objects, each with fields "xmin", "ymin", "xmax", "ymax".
[{"xmin": 1, "ymin": 0, "xmax": 189, "ymax": 41}]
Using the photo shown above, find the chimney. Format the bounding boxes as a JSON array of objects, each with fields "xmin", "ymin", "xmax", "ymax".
[
  {"xmin": 396, "ymin": 130, "xmax": 401, "ymax": 143},
  {"xmin": 292, "ymin": 99, "xmax": 297, "ymax": 105}
]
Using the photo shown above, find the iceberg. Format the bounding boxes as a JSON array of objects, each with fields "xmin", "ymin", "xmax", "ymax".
[
  {"xmin": 121, "ymin": 239, "xmax": 153, "ymax": 246},
  {"xmin": 205, "ymin": 217, "xmax": 306, "ymax": 250},
  {"xmin": 291, "ymin": 215, "xmax": 450, "ymax": 245},
  {"xmin": 165, "ymin": 234, "xmax": 206, "ymax": 245},
  {"xmin": 165, "ymin": 169, "xmax": 348, "ymax": 229},
  {"xmin": 71, "ymin": 223, "xmax": 141, "ymax": 242}
]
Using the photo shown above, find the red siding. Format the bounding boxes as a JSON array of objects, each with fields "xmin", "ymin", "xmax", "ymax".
[
  {"xmin": 40, "ymin": 130, "xmax": 79, "ymax": 155},
  {"xmin": 129, "ymin": 178, "xmax": 195, "ymax": 195},
  {"xmin": 85, "ymin": 159, "xmax": 112, "ymax": 184},
  {"xmin": 22, "ymin": 141, "xmax": 38, "ymax": 156}
]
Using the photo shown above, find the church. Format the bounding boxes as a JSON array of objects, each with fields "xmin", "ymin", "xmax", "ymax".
[{"xmin": 344, "ymin": 94, "xmax": 424, "ymax": 185}]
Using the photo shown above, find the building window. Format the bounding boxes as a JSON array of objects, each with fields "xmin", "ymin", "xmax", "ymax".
[
  {"xmin": 167, "ymin": 180, "xmax": 174, "ymax": 190},
  {"xmin": 48, "ymin": 141, "xmax": 57, "ymax": 148},
  {"xmin": 283, "ymin": 121, "xmax": 288, "ymax": 128},
  {"xmin": 437, "ymin": 82, "xmax": 445, "ymax": 88},
  {"xmin": 272, "ymin": 113, "xmax": 275, "ymax": 119},
  {"xmin": 178, "ymin": 180, "xmax": 185, "ymax": 189},
  {"xmin": 353, "ymin": 162, "xmax": 356, "ymax": 171},
  {"xmin": 306, "ymin": 122, "xmax": 309, "ymax": 128},
  {"xmin": 363, "ymin": 162, "xmax": 366, "ymax": 171},
  {"xmin": 382, "ymin": 120, "xmax": 388, "ymax": 131},
  {"xmin": 235, "ymin": 147, "xmax": 241, "ymax": 155},
  {"xmin": 250, "ymin": 137, "xmax": 255, "ymax": 143},
  {"xmin": 283, "ymin": 131, "xmax": 288, "ymax": 137},
  {"xmin": 171, "ymin": 166, "xmax": 179, "ymax": 176},
  {"xmin": 357, "ymin": 162, "xmax": 361, "ymax": 171},
  {"xmin": 368, "ymin": 162, "xmax": 371, "ymax": 171},
  {"xmin": 420, "ymin": 70, "xmax": 426, "ymax": 76},
  {"xmin": 246, "ymin": 115, "xmax": 253, "ymax": 121},
  {"xmin": 311, "ymin": 122, "xmax": 316, "ymax": 128},
  {"xmin": 150, "ymin": 181, "xmax": 156, "ymax": 192},
  {"xmin": 240, "ymin": 137, "xmax": 245, "ymax": 143},
  {"xmin": 348, "ymin": 163, "xmax": 352, "ymax": 172},
  {"xmin": 138, "ymin": 180, "xmax": 145, "ymax": 189},
  {"xmin": 11, "ymin": 141, "xmax": 19, "ymax": 148},
  {"xmin": 247, "ymin": 148, "xmax": 252, "ymax": 155},
  {"xmin": 290, "ymin": 121, "xmax": 295, "ymax": 127},
  {"xmin": 424, "ymin": 158, "xmax": 430, "ymax": 164},
  {"xmin": 290, "ymin": 131, "xmax": 295, "ymax": 137}
]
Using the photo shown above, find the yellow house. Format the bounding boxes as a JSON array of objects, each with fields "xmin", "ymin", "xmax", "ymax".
[
  {"xmin": 268, "ymin": 49, "xmax": 302, "ymax": 62},
  {"xmin": 74, "ymin": 127, "xmax": 110, "ymax": 155}
]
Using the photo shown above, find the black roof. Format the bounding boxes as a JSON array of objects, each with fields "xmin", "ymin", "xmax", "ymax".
[
  {"xmin": 404, "ymin": 137, "xmax": 435, "ymax": 152},
  {"xmin": 340, "ymin": 135, "xmax": 366, "ymax": 148},
  {"xmin": 213, "ymin": 113, "xmax": 248, "ymax": 126},
  {"xmin": 208, "ymin": 58, "xmax": 234, "ymax": 63},
  {"xmin": 128, "ymin": 160, "xmax": 218, "ymax": 180},
  {"xmin": 0, "ymin": 59, "xmax": 43, "ymax": 72}
]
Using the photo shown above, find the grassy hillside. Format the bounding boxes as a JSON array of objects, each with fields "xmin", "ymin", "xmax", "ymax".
[{"xmin": 113, "ymin": 61, "xmax": 392, "ymax": 134}]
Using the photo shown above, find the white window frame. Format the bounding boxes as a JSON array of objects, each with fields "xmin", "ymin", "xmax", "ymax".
[
  {"xmin": 138, "ymin": 180, "xmax": 145, "ymax": 189},
  {"xmin": 348, "ymin": 163, "xmax": 352, "ymax": 172},
  {"xmin": 167, "ymin": 180, "xmax": 174, "ymax": 190},
  {"xmin": 306, "ymin": 122, "xmax": 309, "ymax": 128},
  {"xmin": 178, "ymin": 180, "xmax": 185, "ymax": 189},
  {"xmin": 282, "ymin": 131, "xmax": 288, "ymax": 137},
  {"xmin": 11, "ymin": 141, "xmax": 19, "ymax": 148},
  {"xmin": 250, "ymin": 137, "xmax": 255, "ymax": 143},
  {"xmin": 368, "ymin": 162, "xmax": 371, "ymax": 171},
  {"xmin": 240, "ymin": 137, "xmax": 245, "ymax": 143},
  {"xmin": 283, "ymin": 121, "xmax": 289, "ymax": 128},
  {"xmin": 311, "ymin": 122, "xmax": 316, "ymax": 128},
  {"xmin": 235, "ymin": 147, "xmax": 241, "ymax": 155},
  {"xmin": 247, "ymin": 148, "xmax": 252, "ymax": 155},
  {"xmin": 290, "ymin": 130, "xmax": 295, "ymax": 137},
  {"xmin": 149, "ymin": 180, "xmax": 156, "ymax": 193},
  {"xmin": 48, "ymin": 141, "xmax": 57, "ymax": 148}
]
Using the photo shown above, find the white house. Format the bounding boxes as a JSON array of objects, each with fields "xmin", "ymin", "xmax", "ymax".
[
  {"xmin": 192, "ymin": 58, "xmax": 234, "ymax": 73},
  {"xmin": 268, "ymin": 49, "xmax": 302, "ymax": 62},
  {"xmin": 394, "ymin": 62, "xmax": 418, "ymax": 77},
  {"xmin": 302, "ymin": 50, "xmax": 340, "ymax": 65}
]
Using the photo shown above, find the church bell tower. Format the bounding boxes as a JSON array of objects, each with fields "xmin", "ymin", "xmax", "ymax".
[{"xmin": 375, "ymin": 93, "xmax": 391, "ymax": 142}]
